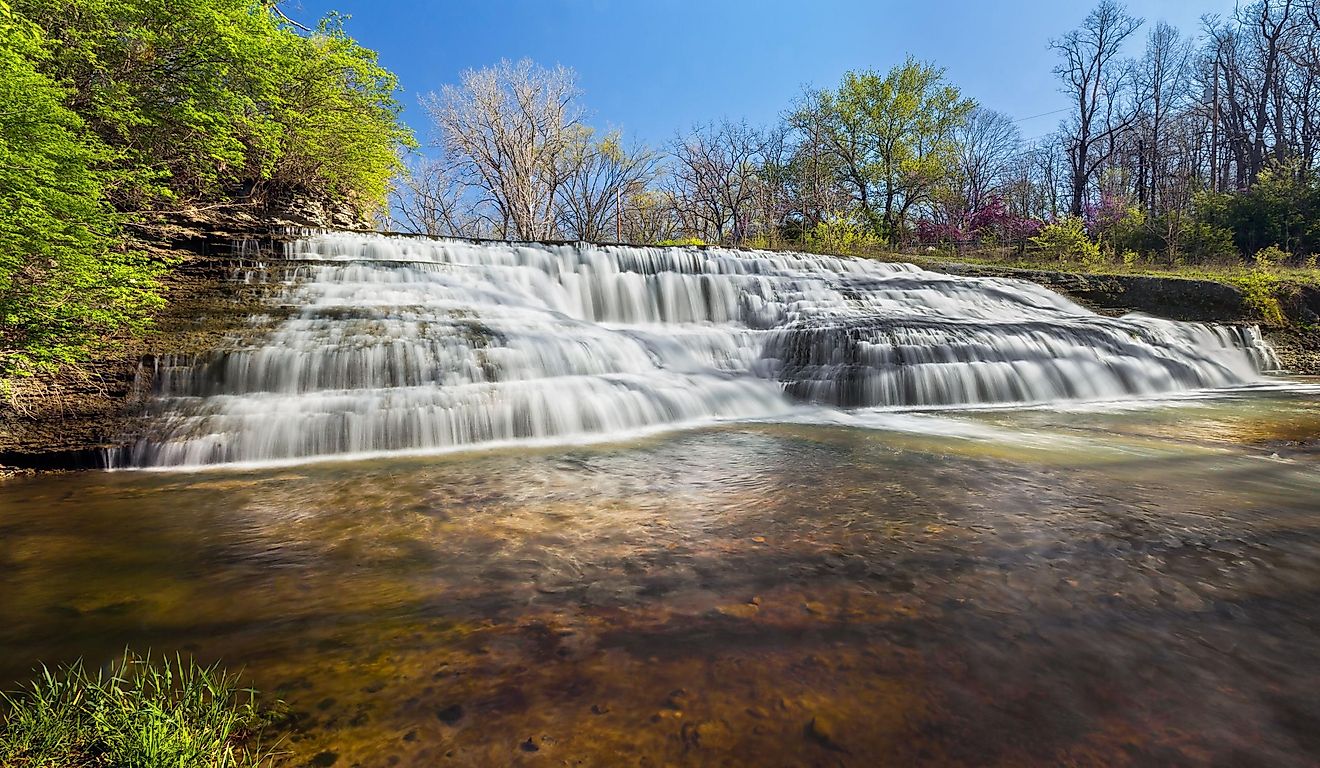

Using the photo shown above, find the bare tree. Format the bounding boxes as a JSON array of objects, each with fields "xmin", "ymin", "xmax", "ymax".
[
  {"xmin": 422, "ymin": 59, "xmax": 584, "ymax": 240},
  {"xmin": 622, "ymin": 189, "xmax": 681, "ymax": 244},
  {"xmin": 1052, "ymin": 0, "xmax": 1144, "ymax": 215},
  {"xmin": 1134, "ymin": 21, "xmax": 1192, "ymax": 212},
  {"xmin": 557, "ymin": 130, "xmax": 661, "ymax": 241},
  {"xmin": 783, "ymin": 95, "xmax": 850, "ymax": 235},
  {"xmin": 667, "ymin": 120, "xmax": 766, "ymax": 244},
  {"xmin": 391, "ymin": 154, "xmax": 486, "ymax": 236},
  {"xmin": 954, "ymin": 108, "xmax": 1022, "ymax": 213}
]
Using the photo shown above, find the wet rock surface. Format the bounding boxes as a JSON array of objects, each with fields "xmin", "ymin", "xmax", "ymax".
[
  {"xmin": 0, "ymin": 225, "xmax": 299, "ymax": 470},
  {"xmin": 933, "ymin": 260, "xmax": 1320, "ymax": 374}
]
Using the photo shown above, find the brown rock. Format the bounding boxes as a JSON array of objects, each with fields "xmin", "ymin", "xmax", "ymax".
[{"xmin": 806, "ymin": 714, "xmax": 848, "ymax": 753}]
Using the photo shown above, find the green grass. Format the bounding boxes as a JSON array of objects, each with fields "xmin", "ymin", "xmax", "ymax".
[
  {"xmin": 733, "ymin": 238, "xmax": 1320, "ymax": 287},
  {"xmin": 891, "ymin": 245, "xmax": 1320, "ymax": 284},
  {"xmin": 780, "ymin": 242, "xmax": 1318, "ymax": 327},
  {"xmin": 905, "ymin": 247, "xmax": 1319, "ymax": 327},
  {"xmin": 0, "ymin": 652, "xmax": 281, "ymax": 768}
]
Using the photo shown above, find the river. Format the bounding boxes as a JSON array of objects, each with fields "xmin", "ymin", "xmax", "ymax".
[{"xmin": 3, "ymin": 236, "xmax": 1319, "ymax": 765}]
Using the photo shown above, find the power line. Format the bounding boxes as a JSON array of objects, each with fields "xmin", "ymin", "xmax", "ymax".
[{"xmin": 1012, "ymin": 107, "xmax": 1070, "ymax": 123}]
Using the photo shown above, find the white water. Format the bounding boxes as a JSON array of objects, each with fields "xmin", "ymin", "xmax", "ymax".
[{"xmin": 118, "ymin": 232, "xmax": 1279, "ymax": 467}]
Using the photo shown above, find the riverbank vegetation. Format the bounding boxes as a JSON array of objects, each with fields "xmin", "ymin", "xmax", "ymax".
[
  {"xmin": 396, "ymin": 0, "xmax": 1319, "ymax": 276},
  {"xmin": 0, "ymin": 652, "xmax": 278, "ymax": 767},
  {"xmin": 0, "ymin": 0, "xmax": 412, "ymax": 383}
]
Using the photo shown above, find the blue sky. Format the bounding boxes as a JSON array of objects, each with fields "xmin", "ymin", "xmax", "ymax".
[{"xmin": 286, "ymin": 0, "xmax": 1236, "ymax": 148}]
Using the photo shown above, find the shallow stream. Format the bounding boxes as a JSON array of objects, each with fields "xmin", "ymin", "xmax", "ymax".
[{"xmin": 5, "ymin": 386, "xmax": 1320, "ymax": 765}]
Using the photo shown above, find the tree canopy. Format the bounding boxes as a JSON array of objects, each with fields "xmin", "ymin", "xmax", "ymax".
[{"xmin": 1, "ymin": 0, "xmax": 412, "ymax": 380}]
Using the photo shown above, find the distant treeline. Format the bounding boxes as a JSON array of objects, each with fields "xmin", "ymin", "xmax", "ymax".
[
  {"xmin": 0, "ymin": 0, "xmax": 411, "ymax": 379},
  {"xmin": 397, "ymin": 0, "xmax": 1320, "ymax": 267}
]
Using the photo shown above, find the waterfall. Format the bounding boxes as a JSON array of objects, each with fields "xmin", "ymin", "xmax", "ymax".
[{"xmin": 117, "ymin": 232, "xmax": 1278, "ymax": 468}]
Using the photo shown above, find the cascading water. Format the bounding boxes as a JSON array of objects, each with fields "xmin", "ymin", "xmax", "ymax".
[{"xmin": 117, "ymin": 232, "xmax": 1279, "ymax": 468}]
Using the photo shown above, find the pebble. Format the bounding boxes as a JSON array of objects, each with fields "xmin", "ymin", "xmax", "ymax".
[
  {"xmin": 807, "ymin": 714, "xmax": 847, "ymax": 752},
  {"xmin": 717, "ymin": 603, "xmax": 759, "ymax": 619}
]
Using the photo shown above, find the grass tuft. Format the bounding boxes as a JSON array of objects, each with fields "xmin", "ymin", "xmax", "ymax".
[{"xmin": 0, "ymin": 651, "xmax": 281, "ymax": 767}]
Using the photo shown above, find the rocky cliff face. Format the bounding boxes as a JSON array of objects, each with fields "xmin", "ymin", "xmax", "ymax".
[{"xmin": 0, "ymin": 228, "xmax": 293, "ymax": 471}]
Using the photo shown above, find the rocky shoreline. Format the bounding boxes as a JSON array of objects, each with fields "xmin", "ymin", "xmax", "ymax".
[{"xmin": 2, "ymin": 239, "xmax": 1315, "ymax": 473}]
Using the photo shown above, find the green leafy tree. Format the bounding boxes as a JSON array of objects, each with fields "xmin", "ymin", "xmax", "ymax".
[
  {"xmin": 14, "ymin": 0, "xmax": 287, "ymax": 206},
  {"xmin": 793, "ymin": 58, "xmax": 974, "ymax": 242},
  {"xmin": 1195, "ymin": 165, "xmax": 1320, "ymax": 260},
  {"xmin": 12, "ymin": 0, "xmax": 412, "ymax": 214},
  {"xmin": 266, "ymin": 13, "xmax": 413, "ymax": 216},
  {"xmin": 2, "ymin": 0, "xmax": 411, "ymax": 382},
  {"xmin": 0, "ymin": 2, "xmax": 163, "ymax": 378}
]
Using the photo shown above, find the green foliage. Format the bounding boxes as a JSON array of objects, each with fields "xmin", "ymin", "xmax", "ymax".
[
  {"xmin": 266, "ymin": 13, "xmax": 413, "ymax": 215},
  {"xmin": 0, "ymin": 652, "xmax": 279, "ymax": 767},
  {"xmin": 1030, "ymin": 217, "xmax": 1100, "ymax": 263},
  {"xmin": 1, "ymin": 0, "xmax": 411, "ymax": 381},
  {"xmin": 1174, "ymin": 212, "xmax": 1239, "ymax": 263},
  {"xmin": 1253, "ymin": 244, "xmax": 1289, "ymax": 269},
  {"xmin": 804, "ymin": 213, "xmax": 884, "ymax": 255},
  {"xmin": 1099, "ymin": 205, "xmax": 1160, "ymax": 256},
  {"xmin": 802, "ymin": 58, "xmax": 974, "ymax": 240},
  {"xmin": 655, "ymin": 237, "xmax": 707, "ymax": 247},
  {"xmin": 0, "ymin": 3, "xmax": 164, "ymax": 377},
  {"xmin": 1195, "ymin": 164, "xmax": 1320, "ymax": 259},
  {"xmin": 1231, "ymin": 269, "xmax": 1286, "ymax": 326},
  {"xmin": 11, "ymin": 0, "xmax": 413, "ymax": 213}
]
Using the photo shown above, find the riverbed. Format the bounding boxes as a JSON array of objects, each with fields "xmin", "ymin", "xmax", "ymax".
[{"xmin": 3, "ymin": 384, "xmax": 1320, "ymax": 766}]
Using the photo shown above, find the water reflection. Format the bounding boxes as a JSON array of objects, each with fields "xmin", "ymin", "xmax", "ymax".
[{"xmin": 4, "ymin": 389, "xmax": 1320, "ymax": 765}]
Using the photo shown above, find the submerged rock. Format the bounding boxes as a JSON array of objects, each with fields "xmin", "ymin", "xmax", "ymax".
[{"xmin": 806, "ymin": 714, "xmax": 848, "ymax": 753}]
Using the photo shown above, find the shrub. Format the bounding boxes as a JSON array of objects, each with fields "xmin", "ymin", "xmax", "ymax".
[
  {"xmin": 0, "ymin": 652, "xmax": 280, "ymax": 767},
  {"xmin": 1253, "ymin": 244, "xmax": 1289, "ymax": 269},
  {"xmin": 1176, "ymin": 219, "xmax": 1239, "ymax": 263},
  {"xmin": 655, "ymin": 237, "xmax": 706, "ymax": 247},
  {"xmin": 1106, "ymin": 206, "xmax": 1164, "ymax": 257},
  {"xmin": 804, "ymin": 214, "xmax": 884, "ymax": 256},
  {"xmin": 1232, "ymin": 270, "xmax": 1286, "ymax": 326},
  {"xmin": 1090, "ymin": 192, "xmax": 1140, "ymax": 250},
  {"xmin": 1030, "ymin": 217, "xmax": 1101, "ymax": 263}
]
